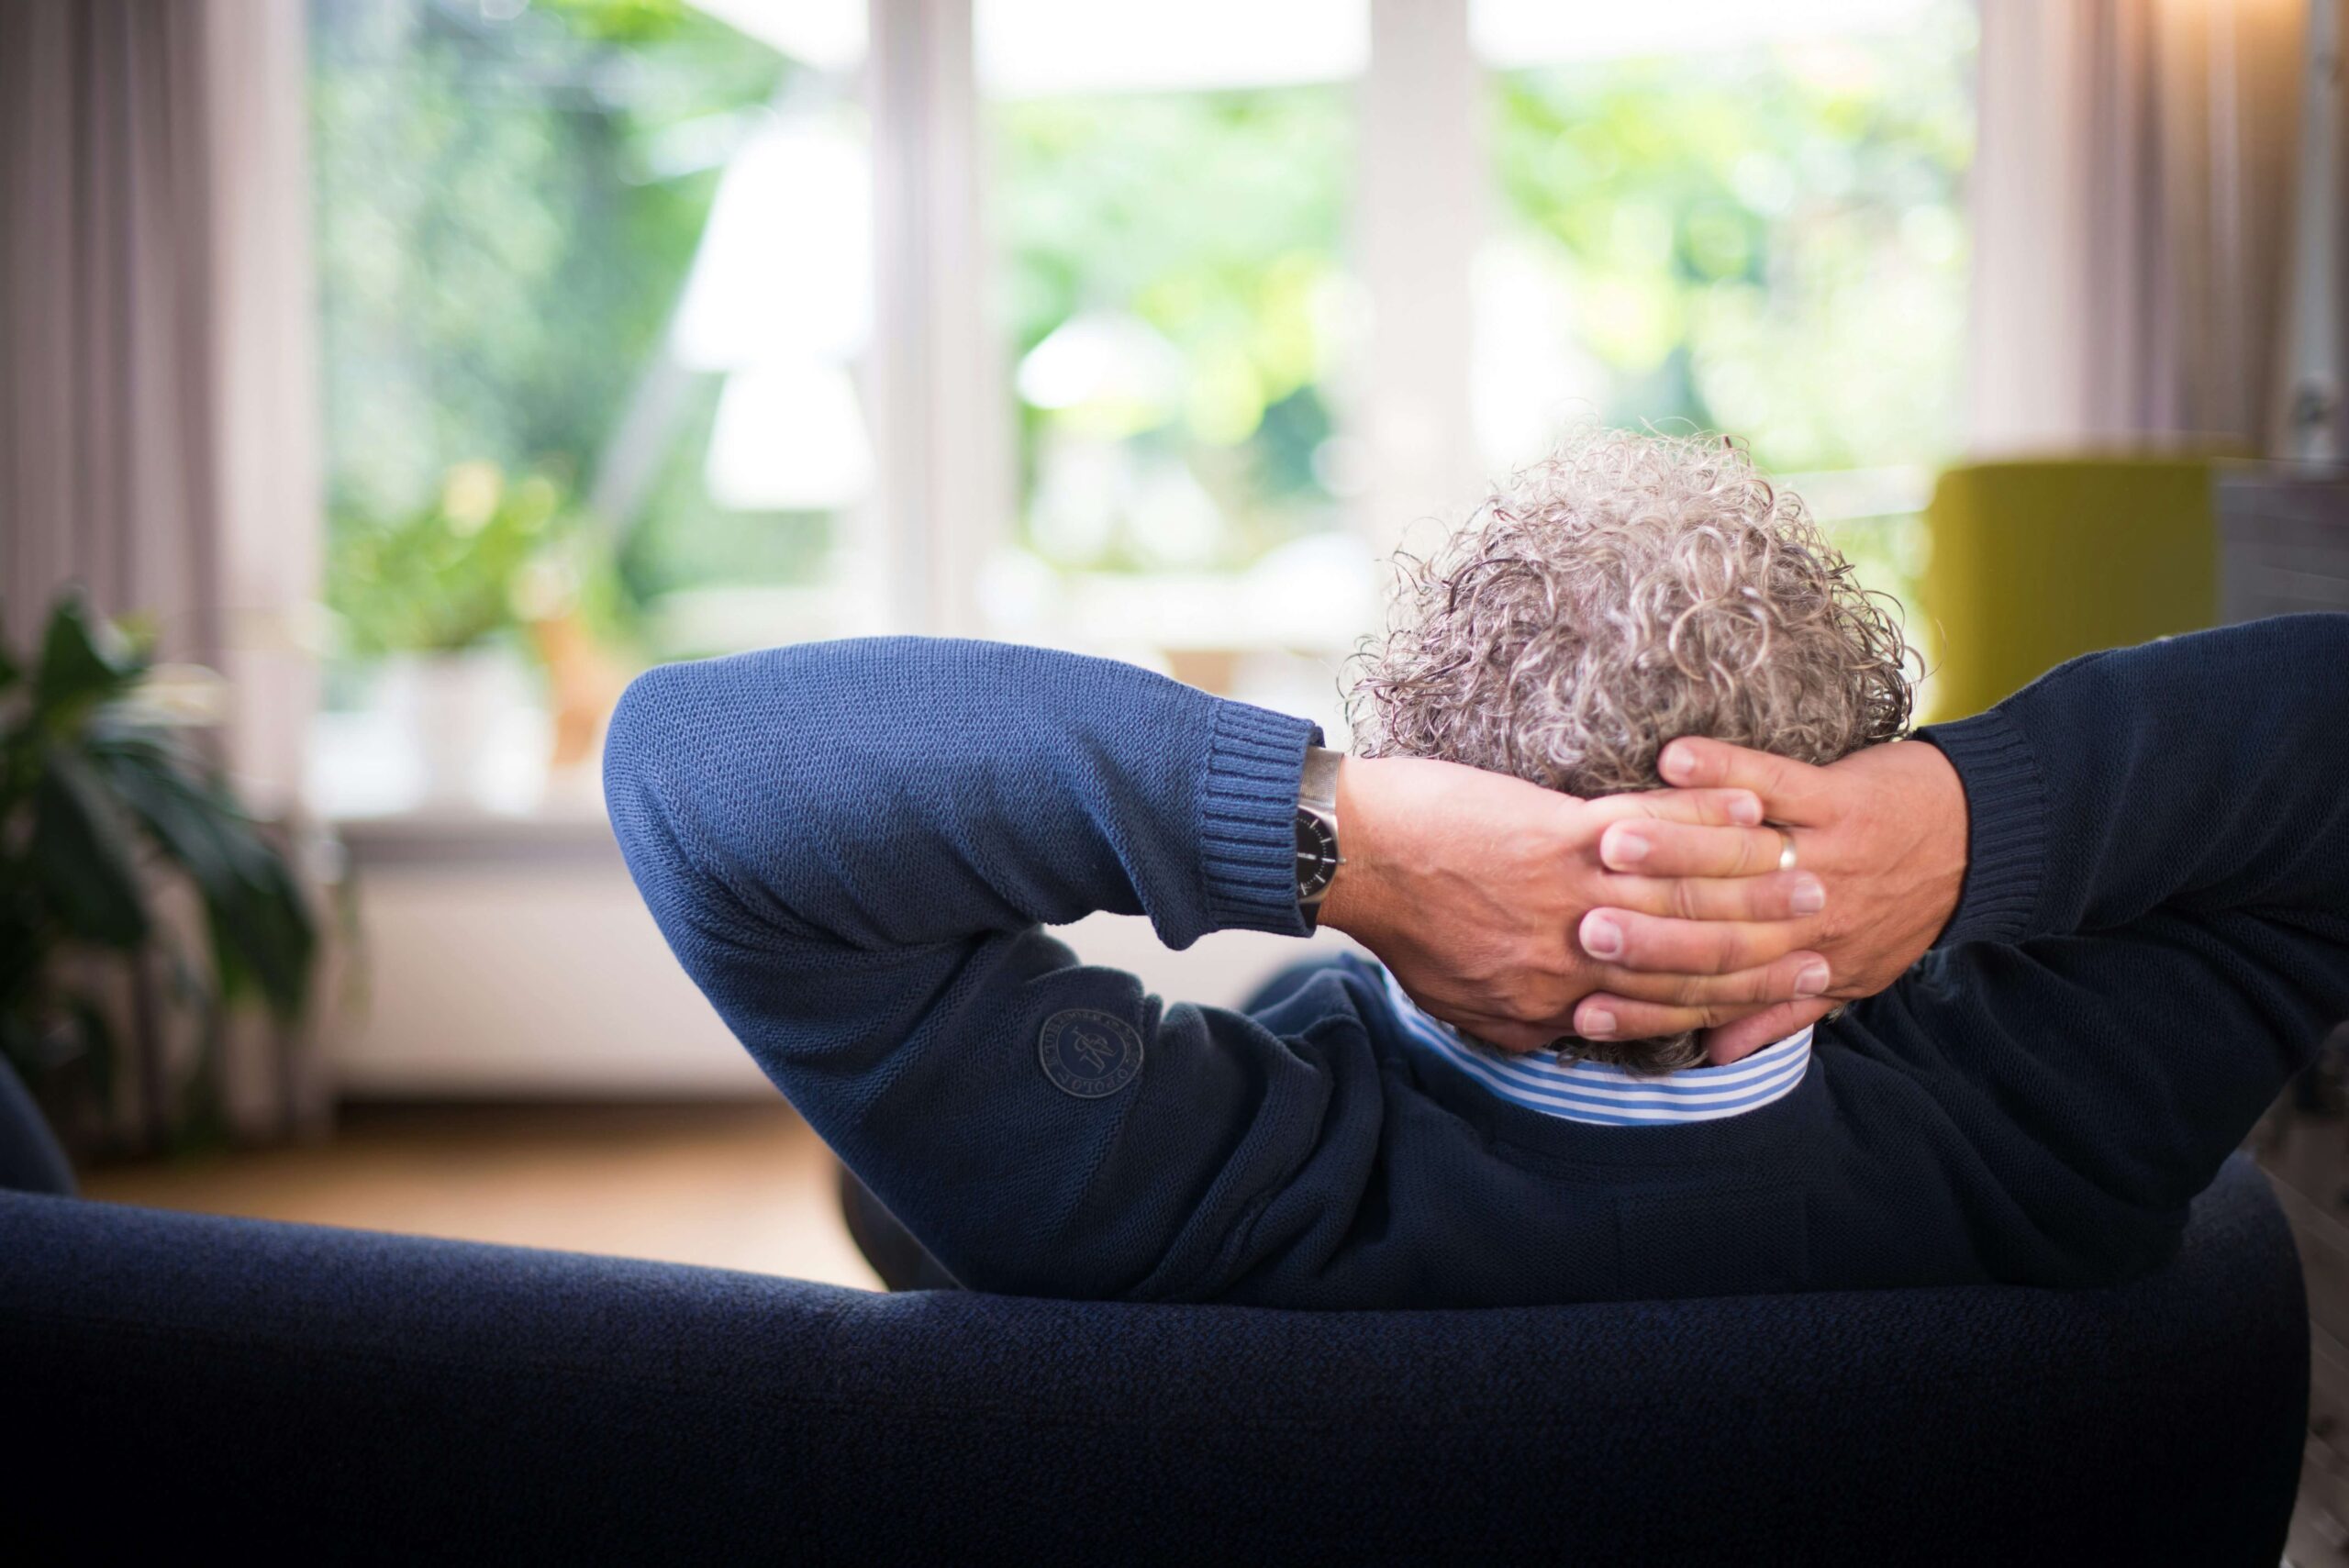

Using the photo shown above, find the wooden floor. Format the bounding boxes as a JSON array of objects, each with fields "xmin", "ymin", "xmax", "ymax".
[{"xmin": 80, "ymin": 1100, "xmax": 882, "ymax": 1292}]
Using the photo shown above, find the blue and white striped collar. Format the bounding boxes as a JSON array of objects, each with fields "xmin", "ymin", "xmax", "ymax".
[{"xmin": 1375, "ymin": 964, "xmax": 1813, "ymax": 1127}]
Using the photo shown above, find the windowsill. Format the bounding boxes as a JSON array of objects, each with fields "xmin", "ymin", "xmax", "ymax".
[{"xmin": 329, "ymin": 796, "xmax": 618, "ymax": 869}]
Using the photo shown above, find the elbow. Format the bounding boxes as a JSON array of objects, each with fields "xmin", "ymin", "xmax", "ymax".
[
  {"xmin": 602, "ymin": 662, "xmax": 710, "ymax": 895},
  {"xmin": 603, "ymin": 663, "xmax": 680, "ymax": 791}
]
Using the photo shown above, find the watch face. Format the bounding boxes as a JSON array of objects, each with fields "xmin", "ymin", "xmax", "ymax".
[{"xmin": 1295, "ymin": 808, "xmax": 1339, "ymax": 900}]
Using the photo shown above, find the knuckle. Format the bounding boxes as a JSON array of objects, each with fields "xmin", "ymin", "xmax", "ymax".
[
  {"xmin": 1600, "ymin": 969, "xmax": 1656, "ymax": 1001},
  {"xmin": 1730, "ymin": 832, "xmax": 1758, "ymax": 877},
  {"xmin": 1509, "ymin": 979, "xmax": 1561, "ymax": 1020}
]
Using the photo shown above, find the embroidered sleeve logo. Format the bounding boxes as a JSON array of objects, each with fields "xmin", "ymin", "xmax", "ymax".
[{"xmin": 1038, "ymin": 1008, "xmax": 1145, "ymax": 1099}]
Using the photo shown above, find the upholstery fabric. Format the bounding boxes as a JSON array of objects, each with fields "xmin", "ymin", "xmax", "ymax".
[
  {"xmin": 0, "ymin": 1154, "xmax": 2304, "ymax": 1564},
  {"xmin": 1922, "ymin": 457, "xmax": 2217, "ymax": 720}
]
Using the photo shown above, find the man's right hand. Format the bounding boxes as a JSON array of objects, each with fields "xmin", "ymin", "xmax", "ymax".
[
  {"xmin": 1570, "ymin": 736, "xmax": 1971, "ymax": 1062},
  {"xmin": 1316, "ymin": 755, "xmax": 1834, "ymax": 1052}
]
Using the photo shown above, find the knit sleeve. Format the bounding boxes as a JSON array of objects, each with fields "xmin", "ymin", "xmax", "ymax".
[
  {"xmin": 1920, "ymin": 615, "xmax": 2349, "ymax": 945},
  {"xmin": 603, "ymin": 638, "xmax": 1378, "ymax": 1302},
  {"xmin": 1914, "ymin": 705, "xmax": 2045, "ymax": 948},
  {"xmin": 1849, "ymin": 615, "xmax": 2349, "ymax": 1284}
]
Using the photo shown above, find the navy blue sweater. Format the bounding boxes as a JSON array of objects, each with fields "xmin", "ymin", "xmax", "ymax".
[{"xmin": 606, "ymin": 616, "xmax": 2349, "ymax": 1307}]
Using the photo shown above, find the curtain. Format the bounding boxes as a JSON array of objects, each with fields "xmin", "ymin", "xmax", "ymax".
[
  {"xmin": 0, "ymin": 0, "xmax": 226, "ymax": 666},
  {"xmin": 1969, "ymin": 0, "xmax": 2323, "ymax": 455},
  {"xmin": 0, "ymin": 0, "xmax": 320, "ymax": 806},
  {"xmin": 0, "ymin": 0, "xmax": 330, "ymax": 1144}
]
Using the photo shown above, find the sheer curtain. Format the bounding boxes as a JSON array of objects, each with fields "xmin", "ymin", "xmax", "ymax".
[
  {"xmin": 0, "ymin": 0, "xmax": 319, "ymax": 806},
  {"xmin": 1968, "ymin": 0, "xmax": 2321, "ymax": 455},
  {"xmin": 0, "ymin": 0, "xmax": 226, "ymax": 665}
]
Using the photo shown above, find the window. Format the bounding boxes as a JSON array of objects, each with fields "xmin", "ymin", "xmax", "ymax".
[
  {"xmin": 309, "ymin": 0, "xmax": 873, "ymax": 814},
  {"xmin": 1474, "ymin": 0, "xmax": 1976, "ymax": 618},
  {"xmin": 306, "ymin": 0, "xmax": 1972, "ymax": 817},
  {"xmin": 973, "ymin": 0, "xmax": 1370, "ymax": 712}
]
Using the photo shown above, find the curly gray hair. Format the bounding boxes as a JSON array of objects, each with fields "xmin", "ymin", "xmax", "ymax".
[{"xmin": 1349, "ymin": 428, "xmax": 1915, "ymax": 1073}]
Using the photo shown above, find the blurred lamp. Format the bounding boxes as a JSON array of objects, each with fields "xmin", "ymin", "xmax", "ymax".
[
  {"xmin": 705, "ymin": 362, "xmax": 874, "ymax": 511},
  {"xmin": 1016, "ymin": 312, "xmax": 1186, "ymax": 418},
  {"xmin": 672, "ymin": 120, "xmax": 871, "ymax": 372}
]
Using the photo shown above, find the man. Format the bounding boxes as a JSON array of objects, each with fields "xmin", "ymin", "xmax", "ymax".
[{"xmin": 607, "ymin": 430, "xmax": 2349, "ymax": 1307}]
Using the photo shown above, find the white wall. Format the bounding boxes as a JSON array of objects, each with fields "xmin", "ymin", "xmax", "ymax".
[{"xmin": 332, "ymin": 827, "xmax": 1360, "ymax": 1098}]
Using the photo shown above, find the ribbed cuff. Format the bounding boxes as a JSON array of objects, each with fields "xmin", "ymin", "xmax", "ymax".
[
  {"xmin": 1197, "ymin": 699, "xmax": 1319, "ymax": 937},
  {"xmin": 1917, "ymin": 706, "xmax": 2047, "ymax": 948}
]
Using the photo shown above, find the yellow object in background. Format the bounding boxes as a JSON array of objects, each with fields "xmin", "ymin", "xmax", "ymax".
[{"xmin": 1920, "ymin": 458, "xmax": 2219, "ymax": 721}]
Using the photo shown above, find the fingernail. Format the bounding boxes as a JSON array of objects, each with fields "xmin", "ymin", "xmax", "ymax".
[
  {"xmin": 1729, "ymin": 793, "xmax": 1762, "ymax": 826},
  {"xmin": 1607, "ymin": 827, "xmax": 1650, "ymax": 865},
  {"xmin": 1582, "ymin": 1007, "xmax": 1617, "ymax": 1038},
  {"xmin": 1795, "ymin": 962, "xmax": 1831, "ymax": 997},
  {"xmin": 1661, "ymin": 744, "xmax": 1692, "ymax": 782},
  {"xmin": 1581, "ymin": 912, "xmax": 1623, "ymax": 960},
  {"xmin": 1790, "ymin": 874, "xmax": 1826, "ymax": 916}
]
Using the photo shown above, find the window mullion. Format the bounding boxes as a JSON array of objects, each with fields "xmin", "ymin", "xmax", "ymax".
[
  {"xmin": 867, "ymin": 0, "xmax": 1011, "ymax": 637},
  {"xmin": 1355, "ymin": 0, "xmax": 1487, "ymax": 559}
]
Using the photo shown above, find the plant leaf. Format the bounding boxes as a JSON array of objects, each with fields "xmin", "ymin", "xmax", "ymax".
[
  {"xmin": 30, "ymin": 748, "xmax": 148, "ymax": 949},
  {"xmin": 34, "ymin": 594, "xmax": 142, "ymax": 732},
  {"xmin": 0, "ymin": 1014, "xmax": 44, "ymax": 1081},
  {"xmin": 92, "ymin": 738, "xmax": 316, "ymax": 1018},
  {"xmin": 68, "ymin": 994, "xmax": 117, "ymax": 1105},
  {"xmin": 0, "ymin": 901, "xmax": 41, "ymax": 1011}
]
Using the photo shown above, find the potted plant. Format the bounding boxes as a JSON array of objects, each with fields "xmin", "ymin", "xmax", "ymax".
[
  {"xmin": 328, "ymin": 462, "xmax": 573, "ymax": 808},
  {"xmin": 0, "ymin": 593, "xmax": 317, "ymax": 1152}
]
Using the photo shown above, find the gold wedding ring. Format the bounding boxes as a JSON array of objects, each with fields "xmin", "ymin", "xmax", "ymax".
[{"xmin": 1776, "ymin": 828, "xmax": 1798, "ymax": 873}]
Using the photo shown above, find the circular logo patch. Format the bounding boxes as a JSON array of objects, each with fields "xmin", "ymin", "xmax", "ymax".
[{"xmin": 1038, "ymin": 1008, "xmax": 1144, "ymax": 1099}]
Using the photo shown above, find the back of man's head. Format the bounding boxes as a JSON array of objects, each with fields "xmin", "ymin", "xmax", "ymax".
[{"xmin": 1349, "ymin": 428, "xmax": 1915, "ymax": 1072}]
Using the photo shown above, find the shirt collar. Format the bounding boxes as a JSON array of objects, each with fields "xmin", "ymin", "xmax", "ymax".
[{"xmin": 1375, "ymin": 963, "xmax": 1813, "ymax": 1127}]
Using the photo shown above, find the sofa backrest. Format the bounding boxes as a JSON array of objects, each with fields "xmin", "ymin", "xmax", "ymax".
[{"xmin": 0, "ymin": 1153, "xmax": 2306, "ymax": 1564}]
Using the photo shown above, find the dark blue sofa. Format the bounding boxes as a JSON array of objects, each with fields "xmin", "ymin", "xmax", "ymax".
[{"xmin": 0, "ymin": 1055, "xmax": 2309, "ymax": 1564}]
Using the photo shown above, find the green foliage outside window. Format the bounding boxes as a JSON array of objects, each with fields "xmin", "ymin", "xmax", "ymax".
[
  {"xmin": 1491, "ymin": 13, "xmax": 1975, "ymax": 613},
  {"xmin": 310, "ymin": 4, "xmax": 1969, "ymax": 632},
  {"xmin": 309, "ymin": 0, "xmax": 788, "ymax": 656},
  {"xmin": 1491, "ymin": 17, "xmax": 1974, "ymax": 474},
  {"xmin": 993, "ymin": 88, "xmax": 1353, "ymax": 573}
]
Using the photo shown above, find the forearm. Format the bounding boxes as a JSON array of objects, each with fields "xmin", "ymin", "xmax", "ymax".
[
  {"xmin": 604, "ymin": 637, "xmax": 1316, "ymax": 962},
  {"xmin": 1923, "ymin": 615, "xmax": 2349, "ymax": 945}
]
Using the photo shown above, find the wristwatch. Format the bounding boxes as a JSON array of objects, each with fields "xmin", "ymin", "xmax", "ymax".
[{"xmin": 1295, "ymin": 745, "xmax": 1343, "ymax": 919}]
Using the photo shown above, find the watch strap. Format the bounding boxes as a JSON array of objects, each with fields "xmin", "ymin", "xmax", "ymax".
[{"xmin": 1299, "ymin": 745, "xmax": 1341, "ymax": 814}]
